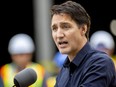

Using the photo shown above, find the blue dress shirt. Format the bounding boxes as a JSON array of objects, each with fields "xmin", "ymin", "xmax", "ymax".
[{"xmin": 55, "ymin": 42, "xmax": 116, "ymax": 87}]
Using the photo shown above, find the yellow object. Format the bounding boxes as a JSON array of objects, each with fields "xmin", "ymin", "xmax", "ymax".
[
  {"xmin": 47, "ymin": 76, "xmax": 56, "ymax": 87},
  {"xmin": 0, "ymin": 63, "xmax": 45, "ymax": 87},
  {"xmin": 112, "ymin": 55, "xmax": 116, "ymax": 69}
]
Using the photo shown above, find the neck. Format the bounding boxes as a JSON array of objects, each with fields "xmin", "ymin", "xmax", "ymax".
[{"xmin": 68, "ymin": 38, "xmax": 87, "ymax": 61}]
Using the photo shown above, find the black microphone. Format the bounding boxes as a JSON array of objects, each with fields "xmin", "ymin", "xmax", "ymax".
[{"xmin": 13, "ymin": 68, "xmax": 37, "ymax": 87}]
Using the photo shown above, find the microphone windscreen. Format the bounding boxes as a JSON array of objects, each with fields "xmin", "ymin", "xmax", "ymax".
[{"xmin": 14, "ymin": 68, "xmax": 37, "ymax": 87}]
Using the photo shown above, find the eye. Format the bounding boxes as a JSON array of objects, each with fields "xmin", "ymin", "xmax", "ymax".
[
  {"xmin": 61, "ymin": 23, "xmax": 71, "ymax": 29},
  {"xmin": 64, "ymin": 24, "xmax": 70, "ymax": 28},
  {"xmin": 51, "ymin": 25, "xmax": 58, "ymax": 32}
]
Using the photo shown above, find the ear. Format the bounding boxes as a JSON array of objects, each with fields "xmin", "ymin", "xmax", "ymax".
[{"xmin": 80, "ymin": 25, "xmax": 87, "ymax": 36}]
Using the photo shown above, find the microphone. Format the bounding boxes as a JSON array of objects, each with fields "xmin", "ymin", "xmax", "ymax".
[{"xmin": 13, "ymin": 68, "xmax": 37, "ymax": 87}]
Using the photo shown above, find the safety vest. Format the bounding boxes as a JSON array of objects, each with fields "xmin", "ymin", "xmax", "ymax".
[
  {"xmin": 112, "ymin": 55, "xmax": 116, "ymax": 69},
  {"xmin": 0, "ymin": 62, "xmax": 45, "ymax": 87}
]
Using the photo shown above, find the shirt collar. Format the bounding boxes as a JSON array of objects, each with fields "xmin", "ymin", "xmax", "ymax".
[{"xmin": 64, "ymin": 42, "xmax": 93, "ymax": 68}]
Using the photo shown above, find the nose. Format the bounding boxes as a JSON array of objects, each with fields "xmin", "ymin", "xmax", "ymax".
[{"xmin": 56, "ymin": 29, "xmax": 64, "ymax": 38}]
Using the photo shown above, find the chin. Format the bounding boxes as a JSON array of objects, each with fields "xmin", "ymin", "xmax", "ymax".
[{"xmin": 59, "ymin": 50, "xmax": 68, "ymax": 54}]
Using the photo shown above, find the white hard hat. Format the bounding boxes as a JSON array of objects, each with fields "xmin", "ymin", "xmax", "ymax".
[
  {"xmin": 8, "ymin": 33, "xmax": 35, "ymax": 54},
  {"xmin": 90, "ymin": 30, "xmax": 115, "ymax": 50}
]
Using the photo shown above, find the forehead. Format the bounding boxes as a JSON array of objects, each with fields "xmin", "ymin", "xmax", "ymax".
[{"xmin": 51, "ymin": 13, "xmax": 73, "ymax": 25}]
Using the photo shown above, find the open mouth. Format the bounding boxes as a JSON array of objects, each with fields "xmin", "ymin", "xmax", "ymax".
[{"xmin": 58, "ymin": 41, "xmax": 68, "ymax": 47}]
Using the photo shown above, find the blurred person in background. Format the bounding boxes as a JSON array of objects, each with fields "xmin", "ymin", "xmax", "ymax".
[
  {"xmin": 50, "ymin": 1, "xmax": 116, "ymax": 87},
  {"xmin": 90, "ymin": 30, "xmax": 116, "ymax": 69},
  {"xmin": 47, "ymin": 52, "xmax": 67, "ymax": 87},
  {"xmin": 0, "ymin": 33, "xmax": 47, "ymax": 87}
]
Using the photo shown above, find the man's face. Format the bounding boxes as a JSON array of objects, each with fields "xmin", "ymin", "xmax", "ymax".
[
  {"xmin": 51, "ymin": 13, "xmax": 85, "ymax": 57},
  {"xmin": 11, "ymin": 53, "xmax": 32, "ymax": 68}
]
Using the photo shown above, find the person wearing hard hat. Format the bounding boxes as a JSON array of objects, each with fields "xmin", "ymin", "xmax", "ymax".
[
  {"xmin": 90, "ymin": 30, "xmax": 116, "ymax": 69},
  {"xmin": 0, "ymin": 33, "xmax": 47, "ymax": 87}
]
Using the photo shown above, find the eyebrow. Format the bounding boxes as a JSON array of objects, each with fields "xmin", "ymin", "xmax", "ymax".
[
  {"xmin": 52, "ymin": 22, "xmax": 69, "ymax": 27},
  {"xmin": 60, "ymin": 22, "xmax": 69, "ymax": 25}
]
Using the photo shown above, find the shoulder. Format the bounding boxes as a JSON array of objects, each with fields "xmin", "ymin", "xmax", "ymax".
[
  {"xmin": 0, "ymin": 63, "xmax": 12, "ymax": 70},
  {"xmin": 85, "ymin": 51, "xmax": 115, "ymax": 71},
  {"xmin": 89, "ymin": 51, "xmax": 112, "ymax": 64},
  {"xmin": 0, "ymin": 63, "xmax": 14, "ymax": 75},
  {"xmin": 30, "ymin": 62, "xmax": 45, "ymax": 69}
]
